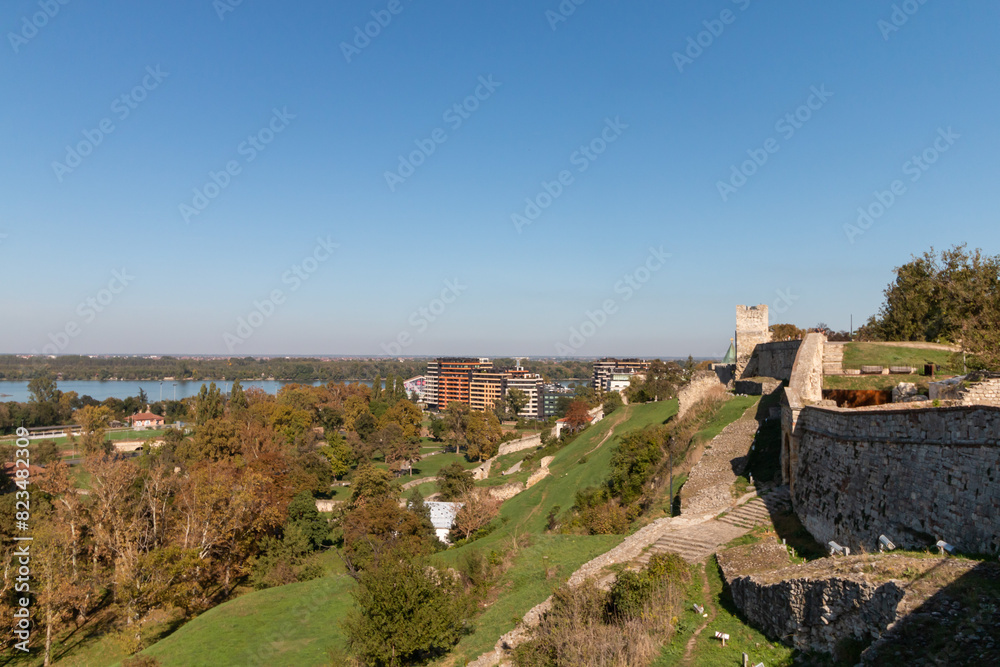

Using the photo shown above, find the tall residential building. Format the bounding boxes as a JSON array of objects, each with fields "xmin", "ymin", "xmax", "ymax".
[
  {"xmin": 425, "ymin": 358, "xmax": 544, "ymax": 417},
  {"xmin": 504, "ymin": 370, "xmax": 545, "ymax": 418},
  {"xmin": 592, "ymin": 358, "xmax": 651, "ymax": 392},
  {"xmin": 425, "ymin": 358, "xmax": 493, "ymax": 410}
]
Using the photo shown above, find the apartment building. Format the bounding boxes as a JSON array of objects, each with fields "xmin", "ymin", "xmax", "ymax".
[
  {"xmin": 424, "ymin": 357, "xmax": 493, "ymax": 409},
  {"xmin": 592, "ymin": 358, "xmax": 651, "ymax": 393}
]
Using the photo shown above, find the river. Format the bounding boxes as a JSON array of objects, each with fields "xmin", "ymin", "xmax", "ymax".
[{"xmin": 0, "ymin": 379, "xmax": 590, "ymax": 403}]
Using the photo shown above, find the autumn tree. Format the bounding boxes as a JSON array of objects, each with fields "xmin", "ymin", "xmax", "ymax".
[
  {"xmin": 465, "ymin": 411, "xmax": 502, "ymax": 462},
  {"xmin": 321, "ymin": 433, "xmax": 355, "ymax": 479},
  {"xmin": 564, "ymin": 401, "xmax": 592, "ymax": 432},
  {"xmin": 73, "ymin": 405, "xmax": 113, "ymax": 455},
  {"xmin": 382, "ymin": 399, "xmax": 422, "ymax": 438},
  {"xmin": 451, "ymin": 488, "xmax": 501, "ymax": 541}
]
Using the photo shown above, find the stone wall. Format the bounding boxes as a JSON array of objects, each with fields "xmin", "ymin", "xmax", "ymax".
[
  {"xmin": 727, "ymin": 572, "xmax": 904, "ymax": 655},
  {"xmin": 791, "ymin": 404, "xmax": 1000, "ymax": 555},
  {"xmin": 961, "ymin": 377, "xmax": 1000, "ymax": 406},
  {"xmin": 498, "ymin": 432, "xmax": 542, "ymax": 457},
  {"xmin": 734, "ymin": 378, "xmax": 782, "ymax": 396},
  {"xmin": 743, "ymin": 340, "xmax": 801, "ymax": 381},
  {"xmin": 780, "ymin": 332, "xmax": 826, "ymax": 486},
  {"xmin": 678, "ymin": 371, "xmax": 726, "ymax": 419}
]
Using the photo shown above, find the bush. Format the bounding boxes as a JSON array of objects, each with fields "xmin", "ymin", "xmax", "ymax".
[{"xmin": 345, "ymin": 548, "xmax": 469, "ymax": 666}]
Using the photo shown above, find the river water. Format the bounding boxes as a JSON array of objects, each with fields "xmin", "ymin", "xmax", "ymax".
[{"xmin": 0, "ymin": 379, "xmax": 589, "ymax": 403}]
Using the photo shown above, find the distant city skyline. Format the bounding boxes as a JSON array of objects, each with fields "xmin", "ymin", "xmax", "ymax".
[{"xmin": 2, "ymin": 1, "xmax": 998, "ymax": 357}]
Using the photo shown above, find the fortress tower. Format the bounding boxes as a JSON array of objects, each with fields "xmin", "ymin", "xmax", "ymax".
[{"xmin": 735, "ymin": 305, "xmax": 771, "ymax": 378}]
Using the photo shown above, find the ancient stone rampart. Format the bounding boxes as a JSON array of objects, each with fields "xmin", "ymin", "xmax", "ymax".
[
  {"xmin": 791, "ymin": 404, "xmax": 1000, "ymax": 555},
  {"xmin": 677, "ymin": 371, "xmax": 726, "ymax": 419},
  {"xmin": 780, "ymin": 332, "xmax": 826, "ymax": 487},
  {"xmin": 728, "ymin": 572, "xmax": 904, "ymax": 655},
  {"xmin": 742, "ymin": 340, "xmax": 801, "ymax": 381}
]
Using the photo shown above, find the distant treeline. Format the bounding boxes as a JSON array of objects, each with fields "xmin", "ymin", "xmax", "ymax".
[{"xmin": 0, "ymin": 355, "xmax": 594, "ymax": 382}]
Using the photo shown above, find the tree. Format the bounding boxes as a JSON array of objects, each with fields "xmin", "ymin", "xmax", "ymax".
[
  {"xmin": 428, "ymin": 417, "xmax": 447, "ymax": 442},
  {"xmin": 505, "ymin": 388, "xmax": 528, "ymax": 418},
  {"xmin": 565, "ymin": 401, "xmax": 591, "ymax": 432},
  {"xmin": 602, "ymin": 391, "xmax": 624, "ymax": 416},
  {"xmin": 29, "ymin": 374, "xmax": 62, "ymax": 425},
  {"xmin": 451, "ymin": 488, "xmax": 500, "ymax": 541},
  {"xmin": 443, "ymin": 402, "xmax": 470, "ymax": 454},
  {"xmin": 286, "ymin": 490, "xmax": 328, "ymax": 549},
  {"xmin": 382, "ymin": 400, "xmax": 423, "ymax": 438},
  {"xmin": 229, "ymin": 380, "xmax": 248, "ymax": 419},
  {"xmin": 350, "ymin": 463, "xmax": 396, "ymax": 509},
  {"xmin": 344, "ymin": 546, "xmax": 467, "ymax": 666},
  {"xmin": 859, "ymin": 245, "xmax": 1000, "ymax": 370},
  {"xmin": 770, "ymin": 323, "xmax": 805, "ymax": 341},
  {"xmin": 608, "ymin": 428, "xmax": 666, "ymax": 504},
  {"xmin": 371, "ymin": 376, "xmax": 381, "ymax": 401},
  {"xmin": 194, "ymin": 383, "xmax": 224, "ymax": 425},
  {"xmin": 178, "ymin": 417, "xmax": 238, "ymax": 462},
  {"xmin": 438, "ymin": 463, "xmax": 474, "ymax": 501},
  {"xmin": 465, "ymin": 411, "xmax": 501, "ymax": 462},
  {"xmin": 354, "ymin": 411, "xmax": 378, "ymax": 443},
  {"xmin": 73, "ymin": 405, "xmax": 113, "ymax": 455},
  {"xmin": 321, "ymin": 433, "xmax": 355, "ymax": 479}
]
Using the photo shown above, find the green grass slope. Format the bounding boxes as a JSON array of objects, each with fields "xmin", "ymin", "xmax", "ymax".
[
  {"xmin": 127, "ymin": 401, "xmax": 679, "ymax": 667},
  {"xmin": 136, "ymin": 575, "xmax": 354, "ymax": 667}
]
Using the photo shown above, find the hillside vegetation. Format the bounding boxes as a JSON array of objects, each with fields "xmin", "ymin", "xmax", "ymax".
[{"xmin": 118, "ymin": 401, "xmax": 678, "ymax": 667}]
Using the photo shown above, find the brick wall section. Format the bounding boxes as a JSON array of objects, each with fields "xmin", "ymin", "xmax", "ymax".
[{"xmin": 792, "ymin": 404, "xmax": 1000, "ymax": 555}]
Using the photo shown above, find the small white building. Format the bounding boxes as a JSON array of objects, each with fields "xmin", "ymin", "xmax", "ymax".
[{"xmin": 425, "ymin": 501, "xmax": 463, "ymax": 544}]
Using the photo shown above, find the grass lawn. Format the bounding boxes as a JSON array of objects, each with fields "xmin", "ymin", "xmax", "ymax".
[
  {"xmin": 841, "ymin": 343, "xmax": 962, "ymax": 374},
  {"xmin": 654, "ymin": 557, "xmax": 796, "ymax": 667},
  {"xmin": 136, "ymin": 575, "xmax": 355, "ymax": 667}
]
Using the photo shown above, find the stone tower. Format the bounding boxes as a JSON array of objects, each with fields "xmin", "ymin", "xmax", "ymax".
[{"xmin": 735, "ymin": 305, "xmax": 771, "ymax": 378}]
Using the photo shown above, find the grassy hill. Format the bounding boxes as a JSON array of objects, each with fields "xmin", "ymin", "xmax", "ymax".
[{"xmin": 39, "ymin": 401, "xmax": 678, "ymax": 667}]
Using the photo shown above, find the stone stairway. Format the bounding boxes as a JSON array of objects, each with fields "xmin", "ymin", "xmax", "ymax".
[
  {"xmin": 823, "ymin": 342, "xmax": 845, "ymax": 375},
  {"xmin": 717, "ymin": 487, "xmax": 791, "ymax": 530},
  {"xmin": 635, "ymin": 520, "xmax": 748, "ymax": 565}
]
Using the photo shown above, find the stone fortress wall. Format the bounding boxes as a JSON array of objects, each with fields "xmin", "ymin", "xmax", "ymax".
[
  {"xmin": 742, "ymin": 340, "xmax": 801, "ymax": 381},
  {"xmin": 770, "ymin": 324, "xmax": 1000, "ymax": 556},
  {"xmin": 791, "ymin": 404, "xmax": 1000, "ymax": 555}
]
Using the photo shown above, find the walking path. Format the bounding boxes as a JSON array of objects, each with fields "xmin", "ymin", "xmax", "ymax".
[{"xmin": 679, "ymin": 404, "xmax": 759, "ymax": 517}]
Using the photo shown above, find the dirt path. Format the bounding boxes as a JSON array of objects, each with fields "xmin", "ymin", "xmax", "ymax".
[
  {"xmin": 682, "ymin": 565, "xmax": 716, "ymax": 666},
  {"xmin": 583, "ymin": 406, "xmax": 629, "ymax": 456}
]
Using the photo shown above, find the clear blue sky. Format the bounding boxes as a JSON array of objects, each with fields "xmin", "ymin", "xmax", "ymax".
[{"xmin": 2, "ymin": 0, "xmax": 998, "ymax": 358}]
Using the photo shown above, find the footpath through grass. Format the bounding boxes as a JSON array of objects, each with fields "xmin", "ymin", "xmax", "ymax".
[{"xmin": 653, "ymin": 557, "xmax": 795, "ymax": 667}]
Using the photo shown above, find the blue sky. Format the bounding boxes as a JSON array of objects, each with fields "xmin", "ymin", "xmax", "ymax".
[{"xmin": 2, "ymin": 0, "xmax": 998, "ymax": 358}]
